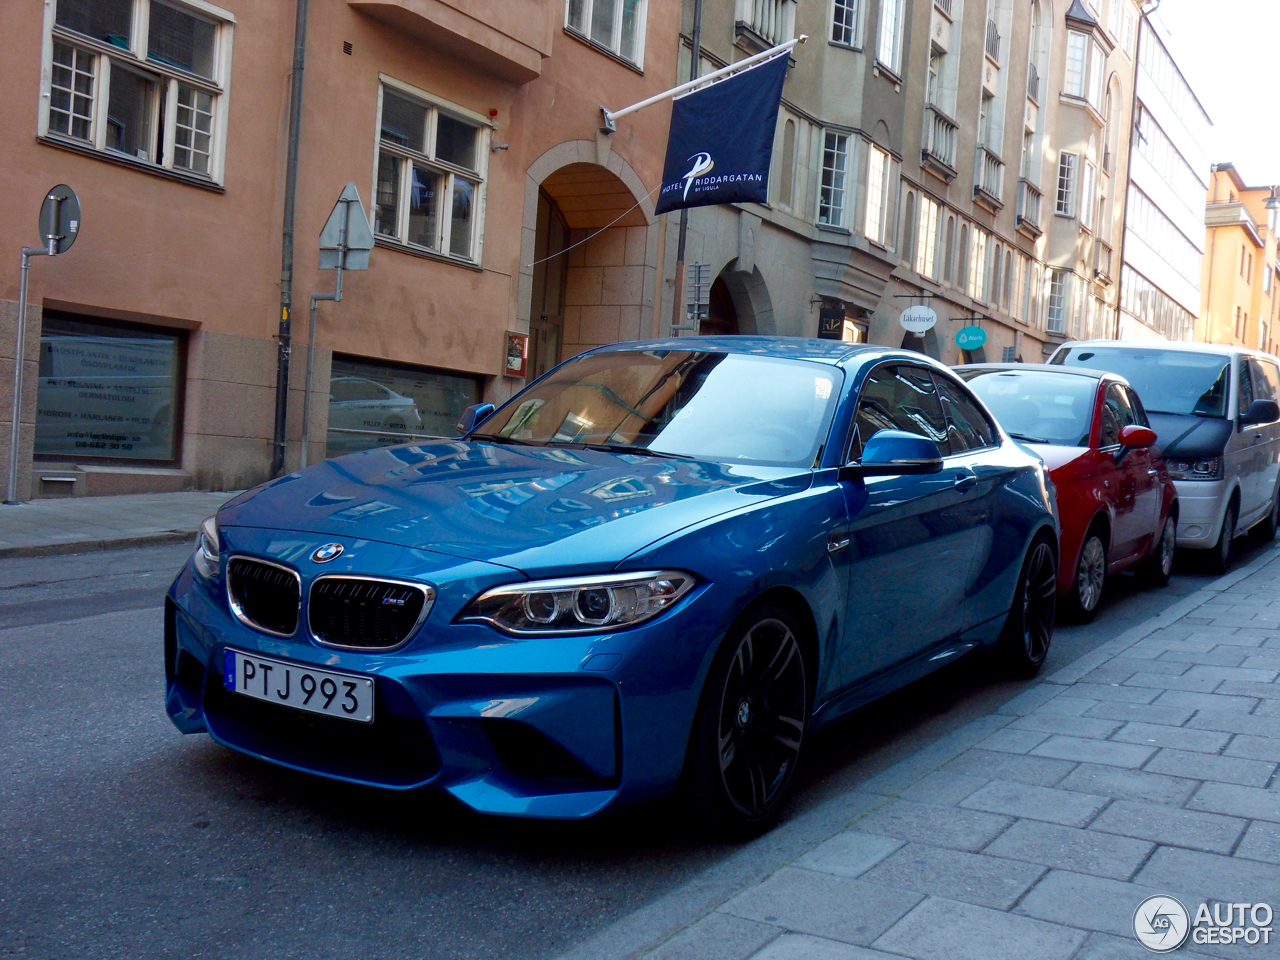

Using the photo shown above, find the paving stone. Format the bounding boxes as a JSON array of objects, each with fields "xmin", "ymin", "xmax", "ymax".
[
  {"xmin": 1030, "ymin": 735, "xmax": 1156, "ymax": 769},
  {"xmin": 1152, "ymin": 690, "xmax": 1260, "ymax": 714},
  {"xmin": 1111, "ymin": 721, "xmax": 1231, "ymax": 754},
  {"xmin": 1235, "ymin": 821, "xmax": 1280, "ymax": 865},
  {"xmin": 873, "ymin": 897, "xmax": 1086, "ymax": 960},
  {"xmin": 997, "ymin": 685, "xmax": 1068, "ymax": 717},
  {"xmin": 859, "ymin": 842, "xmax": 1044, "ymax": 910},
  {"xmin": 1080, "ymin": 662, "xmax": 1145, "ymax": 685},
  {"xmin": 898, "ymin": 770, "xmax": 988, "ymax": 807},
  {"xmin": 1218, "ymin": 679, "xmax": 1280, "ymax": 701},
  {"xmin": 1111, "ymin": 658, "xmax": 1194, "ymax": 676},
  {"xmin": 1135, "ymin": 845, "xmax": 1280, "ymax": 903},
  {"xmin": 959, "ymin": 780, "xmax": 1108, "ymax": 827},
  {"xmin": 1186, "ymin": 712, "xmax": 1280, "ymax": 739},
  {"xmin": 1154, "ymin": 635, "xmax": 1234, "ymax": 653},
  {"xmin": 720, "ymin": 869, "xmax": 922, "ymax": 947},
  {"xmin": 1070, "ymin": 931, "xmax": 1196, "ymax": 960},
  {"xmin": 1184, "ymin": 665, "xmax": 1280, "ymax": 684},
  {"xmin": 1083, "ymin": 701, "xmax": 1195, "ymax": 726},
  {"xmin": 979, "ymin": 728, "xmax": 1051, "ymax": 754},
  {"xmin": 1144, "ymin": 748, "xmax": 1277, "ymax": 787},
  {"xmin": 1011, "ymin": 715, "xmax": 1124, "ymax": 739},
  {"xmin": 648, "ymin": 913, "xmax": 781, "ymax": 960},
  {"xmin": 1225, "ymin": 734, "xmax": 1280, "ymax": 763},
  {"xmin": 1064, "ymin": 683, "xmax": 1160, "ymax": 704},
  {"xmin": 1015, "ymin": 870, "xmax": 1176, "ymax": 938},
  {"xmin": 1157, "ymin": 649, "xmax": 1249, "ymax": 667},
  {"xmin": 798, "ymin": 832, "xmax": 904, "ymax": 879},
  {"xmin": 940, "ymin": 749, "xmax": 1076, "ymax": 788},
  {"xmin": 1032, "ymin": 696, "xmax": 1099, "ymax": 717},
  {"xmin": 746, "ymin": 934, "xmax": 889, "ymax": 960},
  {"xmin": 854, "ymin": 800, "xmax": 1012, "ymax": 852},
  {"xmin": 1089, "ymin": 800, "xmax": 1247, "ymax": 854},
  {"xmin": 1243, "ymin": 655, "xmax": 1280, "ymax": 671},
  {"xmin": 1057, "ymin": 763, "xmax": 1199, "ymax": 806},
  {"xmin": 983, "ymin": 819, "xmax": 1153, "ymax": 880},
  {"xmin": 1257, "ymin": 698, "xmax": 1280, "ymax": 718},
  {"xmin": 1189, "ymin": 782, "xmax": 1280, "ymax": 822},
  {"xmin": 1125, "ymin": 673, "xmax": 1225, "ymax": 693}
]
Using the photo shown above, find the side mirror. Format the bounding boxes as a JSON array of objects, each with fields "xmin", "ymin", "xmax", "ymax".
[
  {"xmin": 1240, "ymin": 398, "xmax": 1280, "ymax": 427},
  {"xmin": 456, "ymin": 402, "xmax": 496, "ymax": 435},
  {"xmin": 838, "ymin": 429, "xmax": 944, "ymax": 479},
  {"xmin": 1119, "ymin": 425, "xmax": 1158, "ymax": 448}
]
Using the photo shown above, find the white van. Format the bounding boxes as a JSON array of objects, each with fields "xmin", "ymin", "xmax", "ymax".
[{"xmin": 1049, "ymin": 341, "xmax": 1280, "ymax": 572}]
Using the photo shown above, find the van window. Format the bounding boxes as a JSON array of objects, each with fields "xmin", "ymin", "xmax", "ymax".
[
  {"xmin": 1248, "ymin": 359, "xmax": 1279, "ymax": 402},
  {"xmin": 1052, "ymin": 346, "xmax": 1231, "ymax": 418},
  {"xmin": 1238, "ymin": 362, "xmax": 1255, "ymax": 417}
]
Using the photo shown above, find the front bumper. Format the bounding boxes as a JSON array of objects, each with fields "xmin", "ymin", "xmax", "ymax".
[
  {"xmin": 1171, "ymin": 479, "xmax": 1230, "ymax": 549},
  {"xmin": 164, "ymin": 537, "xmax": 724, "ymax": 820}
]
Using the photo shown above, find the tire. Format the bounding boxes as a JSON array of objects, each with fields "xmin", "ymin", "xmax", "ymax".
[
  {"xmin": 998, "ymin": 533, "xmax": 1058, "ymax": 677},
  {"xmin": 1138, "ymin": 514, "xmax": 1177, "ymax": 587},
  {"xmin": 1253, "ymin": 487, "xmax": 1279, "ymax": 543},
  {"xmin": 685, "ymin": 602, "xmax": 811, "ymax": 837},
  {"xmin": 1207, "ymin": 501, "xmax": 1237, "ymax": 575},
  {"xmin": 1063, "ymin": 527, "xmax": 1107, "ymax": 623}
]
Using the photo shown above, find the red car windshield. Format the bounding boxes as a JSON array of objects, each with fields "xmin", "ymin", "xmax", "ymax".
[{"xmin": 963, "ymin": 371, "xmax": 1096, "ymax": 446}]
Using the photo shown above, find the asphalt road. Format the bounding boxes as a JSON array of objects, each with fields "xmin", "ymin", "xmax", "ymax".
[{"xmin": 0, "ymin": 536, "xmax": 1272, "ymax": 960}]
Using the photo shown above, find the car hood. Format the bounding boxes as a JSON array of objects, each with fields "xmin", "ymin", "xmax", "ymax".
[
  {"xmin": 1146, "ymin": 413, "xmax": 1234, "ymax": 460},
  {"xmin": 218, "ymin": 440, "xmax": 812, "ymax": 576},
  {"xmin": 1026, "ymin": 443, "xmax": 1093, "ymax": 478}
]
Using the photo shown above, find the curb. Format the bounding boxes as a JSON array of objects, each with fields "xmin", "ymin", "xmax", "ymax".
[
  {"xmin": 0, "ymin": 529, "xmax": 196, "ymax": 559},
  {"xmin": 554, "ymin": 542, "xmax": 1280, "ymax": 960}
]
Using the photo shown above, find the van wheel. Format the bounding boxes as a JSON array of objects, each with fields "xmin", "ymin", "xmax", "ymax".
[
  {"xmin": 1254, "ymin": 488, "xmax": 1279, "ymax": 543},
  {"xmin": 1207, "ymin": 502, "xmax": 1237, "ymax": 575},
  {"xmin": 1138, "ymin": 515, "xmax": 1177, "ymax": 587},
  {"xmin": 998, "ymin": 534, "xmax": 1057, "ymax": 677},
  {"xmin": 1064, "ymin": 528, "xmax": 1107, "ymax": 623}
]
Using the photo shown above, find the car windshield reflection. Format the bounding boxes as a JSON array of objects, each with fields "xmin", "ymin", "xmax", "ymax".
[{"xmin": 1052, "ymin": 346, "xmax": 1230, "ymax": 418}]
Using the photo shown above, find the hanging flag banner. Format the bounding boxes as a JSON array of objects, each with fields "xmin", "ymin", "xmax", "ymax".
[{"xmin": 654, "ymin": 52, "xmax": 790, "ymax": 215}]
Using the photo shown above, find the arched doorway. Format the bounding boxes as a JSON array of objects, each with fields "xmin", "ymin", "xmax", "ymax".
[
  {"xmin": 702, "ymin": 277, "xmax": 739, "ymax": 335},
  {"xmin": 529, "ymin": 190, "xmax": 569, "ymax": 379},
  {"xmin": 713, "ymin": 263, "xmax": 775, "ymax": 335}
]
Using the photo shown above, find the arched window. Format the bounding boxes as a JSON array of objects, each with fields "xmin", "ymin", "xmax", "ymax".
[
  {"xmin": 958, "ymin": 224, "xmax": 970, "ymax": 290},
  {"xmin": 944, "ymin": 216, "xmax": 956, "ymax": 284}
]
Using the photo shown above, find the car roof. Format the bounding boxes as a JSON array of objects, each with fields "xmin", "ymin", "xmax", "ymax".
[
  {"xmin": 956, "ymin": 362, "xmax": 1119, "ymax": 383},
  {"xmin": 587, "ymin": 336, "xmax": 919, "ymax": 368},
  {"xmin": 1055, "ymin": 339, "xmax": 1269, "ymax": 361}
]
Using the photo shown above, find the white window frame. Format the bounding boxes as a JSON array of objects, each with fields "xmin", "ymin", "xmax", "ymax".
[
  {"xmin": 915, "ymin": 196, "xmax": 941, "ymax": 279},
  {"xmin": 565, "ymin": 0, "xmax": 648, "ymax": 67},
  {"xmin": 1087, "ymin": 44, "xmax": 1106, "ymax": 111},
  {"xmin": 1056, "ymin": 153, "xmax": 1077, "ymax": 217},
  {"xmin": 864, "ymin": 145, "xmax": 890, "ymax": 243},
  {"xmin": 877, "ymin": 0, "xmax": 903, "ymax": 73},
  {"xmin": 969, "ymin": 230, "xmax": 989, "ymax": 301},
  {"xmin": 818, "ymin": 130, "xmax": 851, "ymax": 227},
  {"xmin": 38, "ymin": 0, "xmax": 235, "ymax": 184},
  {"xmin": 372, "ymin": 77, "xmax": 491, "ymax": 266},
  {"xmin": 1080, "ymin": 160, "xmax": 1096, "ymax": 230},
  {"xmin": 1047, "ymin": 269, "xmax": 1067, "ymax": 332},
  {"xmin": 831, "ymin": 0, "xmax": 862, "ymax": 48},
  {"xmin": 1065, "ymin": 31, "xmax": 1088, "ymax": 98}
]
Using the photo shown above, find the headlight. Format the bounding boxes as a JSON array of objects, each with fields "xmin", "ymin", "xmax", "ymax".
[
  {"xmin": 1166, "ymin": 458, "xmax": 1223, "ymax": 481},
  {"xmin": 193, "ymin": 515, "xmax": 220, "ymax": 579},
  {"xmin": 460, "ymin": 570, "xmax": 695, "ymax": 635}
]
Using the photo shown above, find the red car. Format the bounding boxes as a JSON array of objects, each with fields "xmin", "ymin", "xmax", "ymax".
[{"xmin": 959, "ymin": 364, "xmax": 1178, "ymax": 621}]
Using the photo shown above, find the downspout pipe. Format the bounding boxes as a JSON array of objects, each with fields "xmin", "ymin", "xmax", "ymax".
[
  {"xmin": 271, "ymin": 0, "xmax": 309, "ymax": 478},
  {"xmin": 669, "ymin": 0, "xmax": 703, "ymax": 335}
]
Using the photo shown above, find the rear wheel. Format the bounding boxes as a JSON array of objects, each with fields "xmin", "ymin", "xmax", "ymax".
[
  {"xmin": 998, "ymin": 534, "xmax": 1057, "ymax": 677},
  {"xmin": 1207, "ymin": 501, "xmax": 1237, "ymax": 575},
  {"xmin": 1138, "ymin": 514, "xmax": 1177, "ymax": 587},
  {"xmin": 685, "ymin": 603, "xmax": 810, "ymax": 837},
  {"xmin": 1254, "ymin": 487, "xmax": 1279, "ymax": 543},
  {"xmin": 1064, "ymin": 528, "xmax": 1107, "ymax": 623}
]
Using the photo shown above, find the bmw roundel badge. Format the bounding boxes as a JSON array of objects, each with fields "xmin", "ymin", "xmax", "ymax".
[{"xmin": 311, "ymin": 543, "xmax": 344, "ymax": 563}]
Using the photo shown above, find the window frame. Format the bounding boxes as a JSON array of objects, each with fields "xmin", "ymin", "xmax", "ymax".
[
  {"xmin": 819, "ymin": 130, "xmax": 852, "ymax": 228},
  {"xmin": 876, "ymin": 0, "xmax": 904, "ymax": 73},
  {"xmin": 831, "ymin": 0, "xmax": 862, "ymax": 48},
  {"xmin": 564, "ymin": 0, "xmax": 648, "ymax": 68},
  {"xmin": 372, "ymin": 77, "xmax": 491, "ymax": 267},
  {"xmin": 39, "ymin": 0, "xmax": 235, "ymax": 185},
  {"xmin": 864, "ymin": 144, "xmax": 890, "ymax": 243},
  {"xmin": 1056, "ymin": 152, "xmax": 1077, "ymax": 217}
]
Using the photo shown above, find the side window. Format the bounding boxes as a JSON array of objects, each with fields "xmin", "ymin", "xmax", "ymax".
[
  {"xmin": 935, "ymin": 376, "xmax": 996, "ymax": 453},
  {"xmin": 851, "ymin": 365, "xmax": 948, "ymax": 460},
  {"xmin": 1123, "ymin": 387, "xmax": 1151, "ymax": 427},
  {"xmin": 1263, "ymin": 360, "xmax": 1280, "ymax": 401},
  {"xmin": 1099, "ymin": 383, "xmax": 1135, "ymax": 447},
  {"xmin": 1238, "ymin": 360, "xmax": 1255, "ymax": 417},
  {"xmin": 1248, "ymin": 359, "xmax": 1277, "ymax": 402}
]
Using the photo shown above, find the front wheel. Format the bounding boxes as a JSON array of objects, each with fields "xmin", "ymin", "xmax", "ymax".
[
  {"xmin": 998, "ymin": 535, "xmax": 1057, "ymax": 677},
  {"xmin": 685, "ymin": 603, "xmax": 810, "ymax": 837},
  {"xmin": 1063, "ymin": 530, "xmax": 1107, "ymax": 623},
  {"xmin": 1138, "ymin": 514, "xmax": 1177, "ymax": 587}
]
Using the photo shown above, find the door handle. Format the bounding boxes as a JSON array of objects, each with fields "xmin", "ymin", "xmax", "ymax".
[
  {"xmin": 1147, "ymin": 469, "xmax": 1159, "ymax": 477},
  {"xmin": 827, "ymin": 534, "xmax": 851, "ymax": 554},
  {"xmin": 954, "ymin": 473, "xmax": 978, "ymax": 492}
]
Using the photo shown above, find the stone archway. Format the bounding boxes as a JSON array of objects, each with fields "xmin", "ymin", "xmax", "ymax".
[{"xmin": 714, "ymin": 262, "xmax": 775, "ymax": 335}]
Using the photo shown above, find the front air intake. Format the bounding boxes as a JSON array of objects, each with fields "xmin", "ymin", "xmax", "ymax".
[
  {"xmin": 226, "ymin": 557, "xmax": 301, "ymax": 636},
  {"xmin": 308, "ymin": 575, "xmax": 434, "ymax": 649}
]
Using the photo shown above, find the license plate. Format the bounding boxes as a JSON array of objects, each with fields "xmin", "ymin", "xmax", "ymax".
[{"xmin": 223, "ymin": 649, "xmax": 374, "ymax": 723}]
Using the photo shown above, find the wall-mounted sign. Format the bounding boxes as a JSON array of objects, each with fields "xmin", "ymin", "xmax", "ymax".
[
  {"xmin": 899, "ymin": 304, "xmax": 937, "ymax": 334},
  {"xmin": 505, "ymin": 331, "xmax": 529, "ymax": 378},
  {"xmin": 818, "ymin": 301, "xmax": 846, "ymax": 340},
  {"xmin": 956, "ymin": 326, "xmax": 987, "ymax": 350}
]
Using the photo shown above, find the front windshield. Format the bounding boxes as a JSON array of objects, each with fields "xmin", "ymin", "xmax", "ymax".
[
  {"xmin": 1052, "ymin": 346, "xmax": 1230, "ymax": 418},
  {"xmin": 474, "ymin": 350, "xmax": 842, "ymax": 467},
  {"xmin": 961, "ymin": 371, "xmax": 1097, "ymax": 446}
]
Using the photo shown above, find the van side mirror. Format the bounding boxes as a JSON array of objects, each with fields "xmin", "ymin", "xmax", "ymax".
[
  {"xmin": 1240, "ymin": 399, "xmax": 1280, "ymax": 427},
  {"xmin": 456, "ymin": 402, "xmax": 496, "ymax": 435},
  {"xmin": 838, "ymin": 429, "xmax": 944, "ymax": 479}
]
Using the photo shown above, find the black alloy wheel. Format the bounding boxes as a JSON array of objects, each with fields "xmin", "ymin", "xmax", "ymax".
[
  {"xmin": 686, "ymin": 603, "xmax": 810, "ymax": 835},
  {"xmin": 1207, "ymin": 501, "xmax": 1237, "ymax": 575},
  {"xmin": 1064, "ymin": 530, "xmax": 1107, "ymax": 623},
  {"xmin": 1255, "ymin": 488, "xmax": 1279, "ymax": 543},
  {"xmin": 999, "ymin": 535, "xmax": 1057, "ymax": 677},
  {"xmin": 1138, "ymin": 514, "xmax": 1177, "ymax": 587}
]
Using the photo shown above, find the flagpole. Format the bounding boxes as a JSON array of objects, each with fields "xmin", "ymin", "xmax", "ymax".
[{"xmin": 671, "ymin": 0, "xmax": 703, "ymax": 337}]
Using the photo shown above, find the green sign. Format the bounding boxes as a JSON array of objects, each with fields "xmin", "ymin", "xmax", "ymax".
[{"xmin": 956, "ymin": 326, "xmax": 987, "ymax": 350}]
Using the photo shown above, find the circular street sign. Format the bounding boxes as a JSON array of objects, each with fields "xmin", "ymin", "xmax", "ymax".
[
  {"xmin": 899, "ymin": 304, "xmax": 937, "ymax": 334},
  {"xmin": 38, "ymin": 184, "xmax": 81, "ymax": 255},
  {"xmin": 956, "ymin": 325, "xmax": 987, "ymax": 349}
]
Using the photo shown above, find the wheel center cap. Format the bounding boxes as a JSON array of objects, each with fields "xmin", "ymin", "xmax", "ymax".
[{"xmin": 737, "ymin": 700, "xmax": 752, "ymax": 728}]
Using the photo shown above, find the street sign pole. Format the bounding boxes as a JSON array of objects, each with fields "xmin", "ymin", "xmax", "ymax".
[{"xmin": 300, "ymin": 199, "xmax": 348, "ymax": 468}]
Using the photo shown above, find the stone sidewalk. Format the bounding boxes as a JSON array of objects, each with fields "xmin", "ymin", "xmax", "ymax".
[
  {"xmin": 562, "ymin": 547, "xmax": 1280, "ymax": 960},
  {"xmin": 0, "ymin": 490, "xmax": 238, "ymax": 557}
]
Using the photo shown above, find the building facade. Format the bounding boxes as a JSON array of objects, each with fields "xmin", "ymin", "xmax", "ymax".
[
  {"xmin": 1199, "ymin": 165, "xmax": 1280, "ymax": 353},
  {"xmin": 1115, "ymin": 15, "xmax": 1209, "ymax": 343},
  {"xmin": 0, "ymin": 0, "xmax": 679, "ymax": 497}
]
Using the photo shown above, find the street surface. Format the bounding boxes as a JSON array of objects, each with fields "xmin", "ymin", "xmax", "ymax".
[{"xmin": 0, "ymin": 538, "xmax": 1272, "ymax": 959}]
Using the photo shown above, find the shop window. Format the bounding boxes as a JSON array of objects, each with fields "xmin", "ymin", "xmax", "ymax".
[
  {"xmin": 36, "ymin": 314, "xmax": 183, "ymax": 462},
  {"xmin": 326, "ymin": 356, "xmax": 483, "ymax": 459}
]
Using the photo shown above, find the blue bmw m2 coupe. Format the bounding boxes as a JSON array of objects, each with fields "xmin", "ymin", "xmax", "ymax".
[{"xmin": 166, "ymin": 338, "xmax": 1059, "ymax": 833}]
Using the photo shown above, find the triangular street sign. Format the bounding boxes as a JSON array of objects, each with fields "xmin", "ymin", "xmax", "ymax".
[{"xmin": 319, "ymin": 181, "xmax": 375, "ymax": 270}]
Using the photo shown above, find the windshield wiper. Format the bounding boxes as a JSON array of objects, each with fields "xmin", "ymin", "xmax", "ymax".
[
  {"xmin": 581, "ymin": 443, "xmax": 694, "ymax": 460},
  {"xmin": 470, "ymin": 434, "xmax": 546, "ymax": 446},
  {"xmin": 1007, "ymin": 432, "xmax": 1050, "ymax": 444}
]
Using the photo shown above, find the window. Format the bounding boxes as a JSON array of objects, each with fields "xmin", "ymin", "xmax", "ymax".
[
  {"xmin": 1127, "ymin": 186, "xmax": 1202, "ymax": 285},
  {"xmin": 1080, "ymin": 161, "xmax": 1096, "ymax": 230},
  {"xmin": 1048, "ymin": 269, "xmax": 1067, "ymax": 332},
  {"xmin": 1248, "ymin": 253, "xmax": 1254, "ymax": 280},
  {"xmin": 853, "ymin": 365, "xmax": 949, "ymax": 459},
  {"xmin": 565, "ymin": 0, "xmax": 646, "ymax": 65},
  {"xmin": 819, "ymin": 131, "xmax": 850, "ymax": 226},
  {"xmin": 864, "ymin": 145, "xmax": 890, "ymax": 242},
  {"xmin": 1123, "ymin": 7, "xmax": 1136, "ymax": 54},
  {"xmin": 41, "ymin": 0, "xmax": 232, "ymax": 182},
  {"xmin": 1004, "ymin": 250, "xmax": 1015, "ymax": 311},
  {"xmin": 36, "ymin": 313, "xmax": 183, "ymax": 462},
  {"xmin": 969, "ymin": 230, "xmax": 989, "ymax": 301},
  {"xmin": 957, "ymin": 224, "xmax": 970, "ymax": 290},
  {"xmin": 916, "ymin": 197, "xmax": 941, "ymax": 279},
  {"xmin": 778, "ymin": 119, "xmax": 797, "ymax": 209},
  {"xmin": 991, "ymin": 243, "xmax": 1003, "ymax": 306},
  {"xmin": 832, "ymin": 0, "xmax": 861, "ymax": 47},
  {"xmin": 1266, "ymin": 265, "xmax": 1273, "ymax": 294},
  {"xmin": 1135, "ymin": 110, "xmax": 1203, "ymax": 207},
  {"xmin": 1100, "ymin": 383, "xmax": 1137, "ymax": 447},
  {"xmin": 877, "ymin": 0, "xmax": 903, "ymax": 72},
  {"xmin": 375, "ymin": 82, "xmax": 488, "ymax": 262},
  {"xmin": 1237, "ymin": 360, "xmax": 1255, "ymax": 417},
  {"xmin": 1056, "ymin": 153, "xmax": 1077, "ymax": 216},
  {"xmin": 327, "ymin": 355, "xmax": 482, "ymax": 458},
  {"xmin": 1065, "ymin": 32, "xmax": 1088, "ymax": 97},
  {"xmin": 936, "ymin": 377, "xmax": 996, "ymax": 453},
  {"xmin": 943, "ymin": 216, "xmax": 956, "ymax": 284},
  {"xmin": 902, "ymin": 193, "xmax": 916, "ymax": 264},
  {"xmin": 1087, "ymin": 44, "xmax": 1105, "ymax": 111},
  {"xmin": 927, "ymin": 47, "xmax": 943, "ymax": 105},
  {"xmin": 979, "ymin": 93, "xmax": 995, "ymax": 147},
  {"xmin": 1119, "ymin": 266, "xmax": 1195, "ymax": 341},
  {"xmin": 1241, "ymin": 246, "xmax": 1247, "ymax": 277}
]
